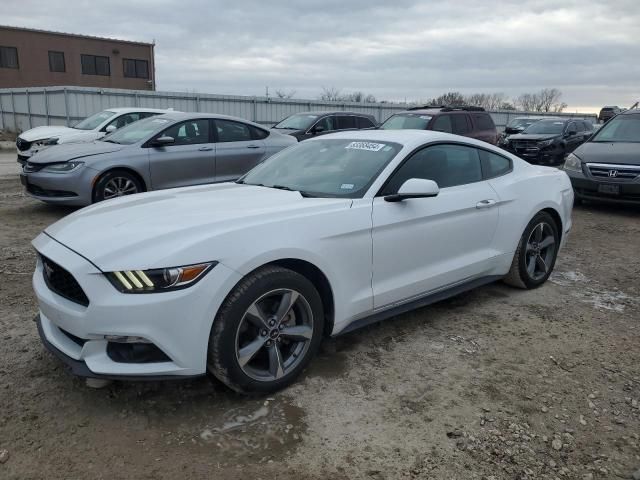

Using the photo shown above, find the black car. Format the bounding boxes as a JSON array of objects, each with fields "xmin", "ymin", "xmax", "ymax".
[
  {"xmin": 505, "ymin": 118, "xmax": 593, "ymax": 164},
  {"xmin": 598, "ymin": 106, "xmax": 622, "ymax": 123},
  {"xmin": 498, "ymin": 117, "xmax": 542, "ymax": 147},
  {"xmin": 564, "ymin": 108, "xmax": 640, "ymax": 205},
  {"xmin": 272, "ymin": 111, "xmax": 377, "ymax": 141}
]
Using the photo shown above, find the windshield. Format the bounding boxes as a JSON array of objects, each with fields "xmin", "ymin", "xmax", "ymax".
[
  {"xmin": 273, "ymin": 114, "xmax": 320, "ymax": 130},
  {"xmin": 239, "ymin": 138, "xmax": 403, "ymax": 198},
  {"xmin": 591, "ymin": 114, "xmax": 640, "ymax": 143},
  {"xmin": 507, "ymin": 118, "xmax": 538, "ymax": 129},
  {"xmin": 102, "ymin": 117, "xmax": 171, "ymax": 145},
  {"xmin": 380, "ymin": 113, "xmax": 432, "ymax": 130},
  {"xmin": 73, "ymin": 110, "xmax": 117, "ymax": 130},
  {"xmin": 523, "ymin": 120, "xmax": 565, "ymax": 135}
]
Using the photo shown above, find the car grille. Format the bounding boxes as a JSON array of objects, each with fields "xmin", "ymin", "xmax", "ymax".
[
  {"xmin": 23, "ymin": 162, "xmax": 46, "ymax": 173},
  {"xmin": 587, "ymin": 163, "xmax": 640, "ymax": 182},
  {"xmin": 41, "ymin": 255, "xmax": 90, "ymax": 307},
  {"xmin": 16, "ymin": 137, "xmax": 32, "ymax": 151},
  {"xmin": 511, "ymin": 140, "xmax": 540, "ymax": 150}
]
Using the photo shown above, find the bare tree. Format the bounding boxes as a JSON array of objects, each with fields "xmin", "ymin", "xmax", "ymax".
[
  {"xmin": 341, "ymin": 91, "xmax": 378, "ymax": 103},
  {"xmin": 429, "ymin": 91, "xmax": 466, "ymax": 106},
  {"xmin": 319, "ymin": 86, "xmax": 342, "ymax": 102},
  {"xmin": 515, "ymin": 88, "xmax": 565, "ymax": 112},
  {"xmin": 274, "ymin": 89, "xmax": 297, "ymax": 99}
]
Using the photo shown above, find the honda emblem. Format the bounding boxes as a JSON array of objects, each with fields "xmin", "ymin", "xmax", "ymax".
[{"xmin": 608, "ymin": 170, "xmax": 618, "ymax": 178}]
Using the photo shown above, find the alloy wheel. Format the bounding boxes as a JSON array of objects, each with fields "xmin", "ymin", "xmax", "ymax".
[
  {"xmin": 235, "ymin": 289, "xmax": 314, "ymax": 382},
  {"xmin": 525, "ymin": 222, "xmax": 556, "ymax": 281},
  {"xmin": 103, "ymin": 177, "xmax": 139, "ymax": 199}
]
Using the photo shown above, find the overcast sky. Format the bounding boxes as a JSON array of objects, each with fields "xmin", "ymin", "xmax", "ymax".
[{"xmin": 4, "ymin": 0, "xmax": 640, "ymax": 111}]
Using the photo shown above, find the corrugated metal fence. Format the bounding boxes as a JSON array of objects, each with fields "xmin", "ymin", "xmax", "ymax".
[{"xmin": 0, "ymin": 86, "xmax": 597, "ymax": 133}]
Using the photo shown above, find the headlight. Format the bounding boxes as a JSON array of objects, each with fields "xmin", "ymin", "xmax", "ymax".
[
  {"xmin": 563, "ymin": 153, "xmax": 582, "ymax": 172},
  {"xmin": 105, "ymin": 262, "xmax": 217, "ymax": 293},
  {"xmin": 34, "ymin": 137, "xmax": 59, "ymax": 147},
  {"xmin": 40, "ymin": 161, "xmax": 84, "ymax": 173},
  {"xmin": 538, "ymin": 139, "xmax": 554, "ymax": 148}
]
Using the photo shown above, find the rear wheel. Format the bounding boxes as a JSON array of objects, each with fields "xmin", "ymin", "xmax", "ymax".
[
  {"xmin": 92, "ymin": 170, "xmax": 143, "ymax": 203},
  {"xmin": 504, "ymin": 212, "xmax": 559, "ymax": 289},
  {"xmin": 208, "ymin": 266, "xmax": 324, "ymax": 394}
]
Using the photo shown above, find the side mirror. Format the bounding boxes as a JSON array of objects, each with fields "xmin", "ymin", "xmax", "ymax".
[
  {"xmin": 568, "ymin": 130, "xmax": 577, "ymax": 136},
  {"xmin": 105, "ymin": 125, "xmax": 117, "ymax": 133},
  {"xmin": 152, "ymin": 135, "xmax": 175, "ymax": 146},
  {"xmin": 384, "ymin": 178, "xmax": 440, "ymax": 202},
  {"xmin": 312, "ymin": 125, "xmax": 325, "ymax": 134}
]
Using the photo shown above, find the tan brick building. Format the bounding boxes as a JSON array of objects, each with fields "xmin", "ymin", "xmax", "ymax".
[{"xmin": 0, "ymin": 25, "xmax": 155, "ymax": 90}]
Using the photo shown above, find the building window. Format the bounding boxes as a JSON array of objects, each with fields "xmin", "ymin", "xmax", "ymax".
[
  {"xmin": 48, "ymin": 51, "xmax": 66, "ymax": 73},
  {"xmin": 81, "ymin": 54, "xmax": 110, "ymax": 76},
  {"xmin": 123, "ymin": 58, "xmax": 149, "ymax": 79},
  {"xmin": 0, "ymin": 46, "xmax": 19, "ymax": 69}
]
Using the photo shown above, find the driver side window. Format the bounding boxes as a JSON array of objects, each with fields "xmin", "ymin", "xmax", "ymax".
[
  {"xmin": 382, "ymin": 144, "xmax": 482, "ymax": 194},
  {"xmin": 159, "ymin": 119, "xmax": 210, "ymax": 146},
  {"xmin": 312, "ymin": 116, "xmax": 336, "ymax": 132}
]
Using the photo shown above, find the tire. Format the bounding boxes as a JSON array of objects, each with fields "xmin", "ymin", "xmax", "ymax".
[
  {"xmin": 503, "ymin": 211, "xmax": 560, "ymax": 289},
  {"xmin": 92, "ymin": 170, "xmax": 143, "ymax": 203},
  {"xmin": 208, "ymin": 266, "xmax": 324, "ymax": 394}
]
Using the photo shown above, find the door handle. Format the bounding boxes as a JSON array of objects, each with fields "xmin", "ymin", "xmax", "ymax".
[
  {"xmin": 246, "ymin": 145, "xmax": 260, "ymax": 149},
  {"xmin": 198, "ymin": 146, "xmax": 213, "ymax": 151},
  {"xmin": 476, "ymin": 199, "xmax": 497, "ymax": 209}
]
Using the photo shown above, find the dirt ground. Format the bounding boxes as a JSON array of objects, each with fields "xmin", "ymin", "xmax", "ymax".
[{"xmin": 0, "ymin": 152, "xmax": 639, "ymax": 480}]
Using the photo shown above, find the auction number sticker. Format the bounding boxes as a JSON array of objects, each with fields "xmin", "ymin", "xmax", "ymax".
[{"xmin": 345, "ymin": 141, "xmax": 386, "ymax": 152}]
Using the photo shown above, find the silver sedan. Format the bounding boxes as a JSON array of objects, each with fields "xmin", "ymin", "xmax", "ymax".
[{"xmin": 20, "ymin": 113, "xmax": 297, "ymax": 206}]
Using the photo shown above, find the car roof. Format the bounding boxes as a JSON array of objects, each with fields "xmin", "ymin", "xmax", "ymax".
[
  {"xmin": 105, "ymin": 107, "xmax": 178, "ymax": 114},
  {"xmin": 308, "ymin": 128, "xmax": 500, "ymax": 151},
  {"xmin": 152, "ymin": 111, "xmax": 269, "ymax": 128},
  {"xmin": 620, "ymin": 108, "xmax": 639, "ymax": 116},
  {"xmin": 288, "ymin": 111, "xmax": 375, "ymax": 117}
]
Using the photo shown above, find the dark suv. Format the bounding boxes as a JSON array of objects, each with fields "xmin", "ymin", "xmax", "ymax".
[
  {"xmin": 505, "ymin": 118, "xmax": 593, "ymax": 164},
  {"xmin": 272, "ymin": 111, "xmax": 377, "ymax": 141},
  {"xmin": 380, "ymin": 106, "xmax": 498, "ymax": 145},
  {"xmin": 598, "ymin": 106, "xmax": 622, "ymax": 123},
  {"xmin": 564, "ymin": 108, "xmax": 640, "ymax": 205}
]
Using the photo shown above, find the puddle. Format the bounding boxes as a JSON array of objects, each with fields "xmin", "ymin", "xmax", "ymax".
[{"xmin": 551, "ymin": 269, "xmax": 637, "ymax": 313}]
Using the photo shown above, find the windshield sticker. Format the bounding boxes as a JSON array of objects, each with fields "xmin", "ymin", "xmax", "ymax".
[
  {"xmin": 419, "ymin": 116, "xmax": 432, "ymax": 120},
  {"xmin": 340, "ymin": 183, "xmax": 355, "ymax": 190},
  {"xmin": 553, "ymin": 122, "xmax": 564, "ymax": 124},
  {"xmin": 345, "ymin": 141, "xmax": 386, "ymax": 152}
]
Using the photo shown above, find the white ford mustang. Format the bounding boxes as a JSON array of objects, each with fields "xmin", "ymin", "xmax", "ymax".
[{"xmin": 32, "ymin": 130, "xmax": 573, "ymax": 393}]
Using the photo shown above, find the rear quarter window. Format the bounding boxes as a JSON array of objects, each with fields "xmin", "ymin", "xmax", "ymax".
[
  {"xmin": 357, "ymin": 116, "xmax": 375, "ymax": 128},
  {"xmin": 250, "ymin": 125, "xmax": 270, "ymax": 140},
  {"xmin": 480, "ymin": 150, "xmax": 512, "ymax": 179},
  {"xmin": 472, "ymin": 113, "xmax": 495, "ymax": 131}
]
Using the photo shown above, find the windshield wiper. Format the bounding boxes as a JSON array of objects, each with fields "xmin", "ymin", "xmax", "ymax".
[
  {"xmin": 272, "ymin": 185, "xmax": 317, "ymax": 197},
  {"xmin": 102, "ymin": 139, "xmax": 120, "ymax": 144}
]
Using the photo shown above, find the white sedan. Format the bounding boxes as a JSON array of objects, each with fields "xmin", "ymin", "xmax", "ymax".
[
  {"xmin": 16, "ymin": 107, "xmax": 174, "ymax": 164},
  {"xmin": 32, "ymin": 130, "xmax": 573, "ymax": 393}
]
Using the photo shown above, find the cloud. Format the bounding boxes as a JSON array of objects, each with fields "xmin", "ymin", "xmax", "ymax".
[{"xmin": 2, "ymin": 0, "xmax": 639, "ymax": 110}]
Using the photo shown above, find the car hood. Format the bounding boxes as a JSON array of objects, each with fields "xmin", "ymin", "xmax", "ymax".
[
  {"xmin": 509, "ymin": 134, "xmax": 559, "ymax": 141},
  {"xmin": 27, "ymin": 141, "xmax": 126, "ymax": 164},
  {"xmin": 19, "ymin": 126, "xmax": 102, "ymax": 144},
  {"xmin": 42, "ymin": 183, "xmax": 352, "ymax": 271},
  {"xmin": 574, "ymin": 142, "xmax": 640, "ymax": 165}
]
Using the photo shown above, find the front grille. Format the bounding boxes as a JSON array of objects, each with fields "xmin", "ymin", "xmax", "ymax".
[
  {"xmin": 41, "ymin": 255, "xmax": 90, "ymax": 306},
  {"xmin": 587, "ymin": 163, "xmax": 640, "ymax": 182},
  {"xmin": 16, "ymin": 137, "xmax": 32, "ymax": 151},
  {"xmin": 511, "ymin": 140, "xmax": 540, "ymax": 149},
  {"xmin": 26, "ymin": 183, "xmax": 77, "ymax": 198}
]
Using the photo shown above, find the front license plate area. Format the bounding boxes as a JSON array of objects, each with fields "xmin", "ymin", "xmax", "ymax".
[{"xmin": 598, "ymin": 184, "xmax": 620, "ymax": 195}]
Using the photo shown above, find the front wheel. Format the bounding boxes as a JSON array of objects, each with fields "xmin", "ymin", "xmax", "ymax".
[
  {"xmin": 503, "ymin": 212, "xmax": 560, "ymax": 289},
  {"xmin": 208, "ymin": 266, "xmax": 324, "ymax": 394},
  {"xmin": 92, "ymin": 170, "xmax": 143, "ymax": 203}
]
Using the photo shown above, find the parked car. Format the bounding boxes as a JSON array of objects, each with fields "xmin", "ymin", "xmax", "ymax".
[
  {"xmin": 32, "ymin": 129, "xmax": 573, "ymax": 393},
  {"xmin": 564, "ymin": 108, "xmax": 640, "ymax": 204},
  {"xmin": 380, "ymin": 105, "xmax": 498, "ymax": 145},
  {"xmin": 598, "ymin": 106, "xmax": 622, "ymax": 123},
  {"xmin": 272, "ymin": 111, "xmax": 377, "ymax": 141},
  {"xmin": 20, "ymin": 112, "xmax": 296, "ymax": 206},
  {"xmin": 505, "ymin": 118, "xmax": 593, "ymax": 164},
  {"xmin": 15, "ymin": 108, "xmax": 173, "ymax": 164},
  {"xmin": 498, "ymin": 117, "xmax": 542, "ymax": 147}
]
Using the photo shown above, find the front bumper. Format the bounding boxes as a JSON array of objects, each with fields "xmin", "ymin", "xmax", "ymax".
[
  {"xmin": 32, "ymin": 232, "xmax": 242, "ymax": 379},
  {"xmin": 566, "ymin": 168, "xmax": 640, "ymax": 204},
  {"xmin": 21, "ymin": 165, "xmax": 95, "ymax": 206},
  {"xmin": 505, "ymin": 144, "xmax": 564, "ymax": 164}
]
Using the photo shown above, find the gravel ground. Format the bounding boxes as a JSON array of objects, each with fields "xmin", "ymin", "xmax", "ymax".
[{"xmin": 0, "ymin": 153, "xmax": 639, "ymax": 479}]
